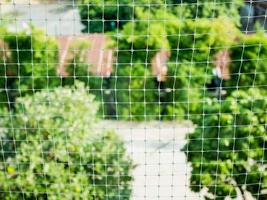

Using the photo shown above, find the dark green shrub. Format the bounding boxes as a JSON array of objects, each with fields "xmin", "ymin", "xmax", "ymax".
[
  {"xmin": 169, "ymin": 17, "xmax": 239, "ymax": 63},
  {"xmin": 173, "ymin": 0, "xmax": 243, "ymax": 25},
  {"xmin": 115, "ymin": 14, "xmax": 239, "ymax": 72},
  {"xmin": 0, "ymin": 82, "xmax": 133, "ymax": 199},
  {"xmin": 0, "ymin": 26, "xmax": 60, "ymax": 108},
  {"xmin": 63, "ymin": 37, "xmax": 91, "ymax": 86},
  {"xmin": 164, "ymin": 61, "xmax": 210, "ymax": 120},
  {"xmin": 112, "ymin": 63, "xmax": 159, "ymax": 120},
  {"xmin": 78, "ymin": 0, "xmax": 174, "ymax": 33},
  {"xmin": 79, "ymin": 0, "xmax": 133, "ymax": 33},
  {"xmin": 63, "ymin": 38, "xmax": 113, "ymax": 118},
  {"xmin": 115, "ymin": 8, "xmax": 176, "ymax": 65},
  {"xmin": 113, "ymin": 12, "xmax": 240, "ymax": 120},
  {"xmin": 78, "ymin": 0, "xmax": 243, "ymax": 33},
  {"xmin": 183, "ymin": 89, "xmax": 267, "ymax": 200},
  {"xmin": 226, "ymin": 33, "xmax": 267, "ymax": 93}
]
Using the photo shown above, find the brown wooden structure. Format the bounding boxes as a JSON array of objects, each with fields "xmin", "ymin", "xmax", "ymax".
[
  {"xmin": 57, "ymin": 34, "xmax": 171, "ymax": 81},
  {"xmin": 56, "ymin": 34, "xmax": 114, "ymax": 77}
]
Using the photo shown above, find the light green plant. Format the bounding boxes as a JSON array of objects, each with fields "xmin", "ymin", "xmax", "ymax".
[
  {"xmin": 0, "ymin": 82, "xmax": 133, "ymax": 199},
  {"xmin": 183, "ymin": 89, "xmax": 267, "ymax": 200}
]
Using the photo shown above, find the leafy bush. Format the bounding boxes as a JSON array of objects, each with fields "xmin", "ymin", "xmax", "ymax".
[
  {"xmin": 0, "ymin": 82, "xmax": 133, "ymax": 199},
  {"xmin": 63, "ymin": 38, "xmax": 114, "ymax": 118},
  {"xmin": 79, "ymin": 0, "xmax": 132, "ymax": 32},
  {"xmin": 183, "ymin": 89, "xmax": 267, "ymax": 200},
  {"xmin": 0, "ymin": 26, "xmax": 60, "ymax": 108},
  {"xmin": 112, "ymin": 63, "xmax": 159, "ymax": 120},
  {"xmin": 78, "ymin": 0, "xmax": 243, "ymax": 33},
  {"xmin": 113, "ymin": 11, "xmax": 240, "ymax": 120},
  {"xmin": 169, "ymin": 17, "xmax": 239, "ymax": 62},
  {"xmin": 226, "ymin": 33, "xmax": 267, "ymax": 93},
  {"xmin": 78, "ymin": 0, "xmax": 174, "ymax": 33},
  {"xmin": 115, "ymin": 8, "xmax": 178, "ymax": 64},
  {"xmin": 164, "ymin": 62, "xmax": 210, "ymax": 120},
  {"xmin": 63, "ymin": 37, "xmax": 91, "ymax": 86},
  {"xmin": 162, "ymin": 18, "xmax": 239, "ymax": 120},
  {"xmin": 173, "ymin": 0, "xmax": 243, "ymax": 25},
  {"xmin": 115, "ymin": 12, "xmax": 239, "ymax": 71}
]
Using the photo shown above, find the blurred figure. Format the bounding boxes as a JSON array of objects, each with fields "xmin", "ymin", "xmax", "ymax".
[{"xmin": 208, "ymin": 50, "xmax": 231, "ymax": 99}]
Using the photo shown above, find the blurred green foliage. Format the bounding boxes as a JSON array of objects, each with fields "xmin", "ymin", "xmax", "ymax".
[
  {"xmin": 115, "ymin": 8, "xmax": 176, "ymax": 64},
  {"xmin": 164, "ymin": 61, "xmax": 210, "ymax": 120},
  {"xmin": 0, "ymin": 26, "xmax": 60, "ymax": 108},
  {"xmin": 0, "ymin": 1, "xmax": 266, "ymax": 199},
  {"xmin": 227, "ymin": 33, "xmax": 267, "ymax": 92},
  {"xmin": 173, "ymin": 0, "xmax": 243, "ymax": 25},
  {"xmin": 0, "ymin": 82, "xmax": 133, "ymax": 199},
  {"xmin": 63, "ymin": 37, "xmax": 114, "ymax": 118},
  {"xmin": 63, "ymin": 37, "xmax": 91, "ymax": 86},
  {"xmin": 111, "ymin": 10, "xmax": 240, "ymax": 120},
  {"xmin": 172, "ymin": 17, "xmax": 239, "ymax": 62},
  {"xmin": 2, "ymin": 10, "xmax": 266, "ymax": 122},
  {"xmin": 79, "ymin": 0, "xmax": 175, "ymax": 33},
  {"xmin": 183, "ymin": 89, "xmax": 267, "ymax": 200},
  {"xmin": 78, "ymin": 0, "xmax": 243, "ymax": 33},
  {"xmin": 112, "ymin": 62, "xmax": 159, "ymax": 120}
]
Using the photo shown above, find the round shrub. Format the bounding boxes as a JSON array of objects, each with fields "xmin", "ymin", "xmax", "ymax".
[
  {"xmin": 0, "ymin": 82, "xmax": 133, "ymax": 199},
  {"xmin": 183, "ymin": 89, "xmax": 267, "ymax": 200}
]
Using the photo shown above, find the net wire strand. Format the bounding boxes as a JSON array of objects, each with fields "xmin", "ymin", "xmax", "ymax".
[{"xmin": 0, "ymin": 0, "xmax": 266, "ymax": 200}]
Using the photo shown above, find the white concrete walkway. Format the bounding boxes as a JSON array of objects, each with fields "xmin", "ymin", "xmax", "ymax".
[{"xmin": 99, "ymin": 120, "xmax": 202, "ymax": 200}]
